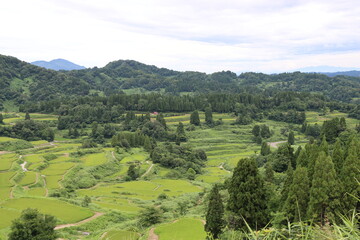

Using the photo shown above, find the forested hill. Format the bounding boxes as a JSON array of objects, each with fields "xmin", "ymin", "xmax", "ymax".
[{"xmin": 1, "ymin": 54, "xmax": 360, "ymax": 108}]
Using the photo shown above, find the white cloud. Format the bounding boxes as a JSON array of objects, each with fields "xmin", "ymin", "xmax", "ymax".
[{"xmin": 0, "ymin": 0, "xmax": 359, "ymax": 73}]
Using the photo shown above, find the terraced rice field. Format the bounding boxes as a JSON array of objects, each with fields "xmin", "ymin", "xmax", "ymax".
[
  {"xmin": 81, "ymin": 152, "xmax": 108, "ymax": 166},
  {"xmin": 0, "ymin": 153, "xmax": 17, "ymax": 171},
  {"xmin": 155, "ymin": 218, "xmax": 206, "ymax": 240},
  {"xmin": 0, "ymin": 197, "xmax": 94, "ymax": 225},
  {"xmin": 18, "ymin": 171, "xmax": 37, "ymax": 186},
  {"xmin": 101, "ymin": 230, "xmax": 139, "ymax": 240},
  {"xmin": 78, "ymin": 179, "xmax": 201, "ymax": 200}
]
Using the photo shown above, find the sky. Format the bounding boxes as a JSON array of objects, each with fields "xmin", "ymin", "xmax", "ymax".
[{"xmin": 1, "ymin": 0, "xmax": 359, "ymax": 73}]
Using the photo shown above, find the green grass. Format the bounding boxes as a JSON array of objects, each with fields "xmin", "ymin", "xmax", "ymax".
[
  {"xmin": 78, "ymin": 179, "xmax": 201, "ymax": 200},
  {"xmin": 0, "ymin": 171, "xmax": 16, "ymax": 187},
  {"xmin": 94, "ymin": 200, "xmax": 142, "ymax": 215},
  {"xmin": 45, "ymin": 175, "xmax": 63, "ymax": 189},
  {"xmin": 41, "ymin": 162, "xmax": 75, "ymax": 175},
  {"xmin": 155, "ymin": 218, "xmax": 206, "ymax": 240},
  {"xmin": 0, "ymin": 197, "xmax": 94, "ymax": 224},
  {"xmin": 0, "ymin": 187, "xmax": 11, "ymax": 200},
  {"xmin": 24, "ymin": 154, "xmax": 44, "ymax": 163},
  {"xmin": 0, "ymin": 137, "xmax": 18, "ymax": 142},
  {"xmin": 0, "ymin": 153, "xmax": 17, "ymax": 171},
  {"xmin": 19, "ymin": 171, "xmax": 37, "ymax": 186},
  {"xmin": 27, "ymin": 187, "xmax": 46, "ymax": 197},
  {"xmin": 81, "ymin": 152, "xmax": 108, "ymax": 166},
  {"xmin": 0, "ymin": 208, "xmax": 21, "ymax": 229},
  {"xmin": 102, "ymin": 230, "xmax": 139, "ymax": 240}
]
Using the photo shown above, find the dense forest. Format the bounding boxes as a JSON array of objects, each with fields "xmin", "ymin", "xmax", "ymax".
[{"xmin": 0, "ymin": 54, "xmax": 359, "ymax": 240}]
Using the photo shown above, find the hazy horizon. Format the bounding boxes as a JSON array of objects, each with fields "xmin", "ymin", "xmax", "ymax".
[{"xmin": 1, "ymin": 0, "xmax": 359, "ymax": 73}]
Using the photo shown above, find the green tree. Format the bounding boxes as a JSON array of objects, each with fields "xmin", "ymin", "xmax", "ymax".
[
  {"xmin": 252, "ymin": 125, "xmax": 260, "ymax": 137},
  {"xmin": 260, "ymin": 125, "xmax": 271, "ymax": 138},
  {"xmin": 25, "ymin": 112, "xmax": 30, "ymax": 120},
  {"xmin": 143, "ymin": 136, "xmax": 152, "ymax": 152},
  {"xmin": 339, "ymin": 139, "xmax": 360, "ymax": 215},
  {"xmin": 260, "ymin": 142, "xmax": 271, "ymax": 156},
  {"xmin": 8, "ymin": 208, "xmax": 57, "ymax": 240},
  {"xmin": 139, "ymin": 207, "xmax": 163, "ymax": 227},
  {"xmin": 332, "ymin": 139, "xmax": 344, "ymax": 175},
  {"xmin": 280, "ymin": 163, "xmax": 293, "ymax": 205},
  {"xmin": 127, "ymin": 164, "xmax": 139, "ymax": 180},
  {"xmin": 81, "ymin": 195, "xmax": 91, "ymax": 207},
  {"xmin": 205, "ymin": 184, "xmax": 224, "ymax": 239},
  {"xmin": 288, "ymin": 131, "xmax": 295, "ymax": 145},
  {"xmin": 308, "ymin": 152, "xmax": 340, "ymax": 225},
  {"xmin": 190, "ymin": 110, "xmax": 200, "ymax": 126},
  {"xmin": 227, "ymin": 158, "xmax": 268, "ymax": 230},
  {"xmin": 205, "ymin": 106, "xmax": 214, "ymax": 125},
  {"xmin": 283, "ymin": 167, "xmax": 310, "ymax": 222},
  {"xmin": 176, "ymin": 122, "xmax": 187, "ymax": 145},
  {"xmin": 0, "ymin": 113, "xmax": 4, "ymax": 124},
  {"xmin": 156, "ymin": 113, "xmax": 167, "ymax": 130}
]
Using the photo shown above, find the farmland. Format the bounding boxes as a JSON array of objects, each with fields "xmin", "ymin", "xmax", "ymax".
[{"xmin": 0, "ymin": 110, "xmax": 359, "ymax": 240}]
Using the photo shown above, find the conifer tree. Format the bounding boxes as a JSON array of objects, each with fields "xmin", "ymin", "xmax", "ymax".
[
  {"xmin": 175, "ymin": 122, "xmax": 187, "ymax": 144},
  {"xmin": 339, "ymin": 139, "xmax": 360, "ymax": 215},
  {"xmin": 143, "ymin": 136, "xmax": 152, "ymax": 152},
  {"xmin": 190, "ymin": 110, "xmax": 200, "ymax": 126},
  {"xmin": 205, "ymin": 106, "xmax": 213, "ymax": 125},
  {"xmin": 252, "ymin": 125, "xmax": 260, "ymax": 137},
  {"xmin": 205, "ymin": 184, "xmax": 224, "ymax": 239},
  {"xmin": 288, "ymin": 131, "xmax": 295, "ymax": 145},
  {"xmin": 280, "ymin": 163, "xmax": 293, "ymax": 205},
  {"xmin": 308, "ymin": 152, "xmax": 340, "ymax": 225},
  {"xmin": 332, "ymin": 139, "xmax": 344, "ymax": 175},
  {"xmin": 25, "ymin": 112, "xmax": 30, "ymax": 120},
  {"xmin": 320, "ymin": 136, "xmax": 329, "ymax": 155},
  {"xmin": 227, "ymin": 158, "xmax": 268, "ymax": 230},
  {"xmin": 156, "ymin": 113, "xmax": 167, "ymax": 130},
  {"xmin": 0, "ymin": 113, "xmax": 4, "ymax": 124},
  {"xmin": 260, "ymin": 142, "xmax": 271, "ymax": 156},
  {"xmin": 283, "ymin": 167, "xmax": 310, "ymax": 222},
  {"xmin": 296, "ymin": 149, "xmax": 308, "ymax": 167}
]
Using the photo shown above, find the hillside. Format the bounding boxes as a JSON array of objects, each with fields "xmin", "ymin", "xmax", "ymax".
[
  {"xmin": 31, "ymin": 59, "xmax": 86, "ymax": 71},
  {"xmin": 1, "ymin": 54, "xmax": 360, "ymax": 111}
]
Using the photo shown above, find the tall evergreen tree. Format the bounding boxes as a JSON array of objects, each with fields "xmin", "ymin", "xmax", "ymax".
[
  {"xmin": 280, "ymin": 163, "xmax": 294, "ymax": 205},
  {"xmin": 288, "ymin": 131, "xmax": 295, "ymax": 145},
  {"xmin": 175, "ymin": 122, "xmax": 187, "ymax": 144},
  {"xmin": 332, "ymin": 139, "xmax": 344, "ymax": 175},
  {"xmin": 205, "ymin": 184, "xmax": 224, "ymax": 239},
  {"xmin": 156, "ymin": 113, "xmax": 167, "ymax": 130},
  {"xmin": 190, "ymin": 110, "xmax": 200, "ymax": 126},
  {"xmin": 227, "ymin": 158, "xmax": 268, "ymax": 230},
  {"xmin": 339, "ymin": 138, "xmax": 360, "ymax": 215},
  {"xmin": 296, "ymin": 149, "xmax": 308, "ymax": 167},
  {"xmin": 25, "ymin": 112, "xmax": 30, "ymax": 120},
  {"xmin": 283, "ymin": 167, "xmax": 310, "ymax": 222},
  {"xmin": 205, "ymin": 106, "xmax": 214, "ymax": 125},
  {"xmin": 308, "ymin": 152, "xmax": 340, "ymax": 225},
  {"xmin": 0, "ymin": 113, "xmax": 4, "ymax": 124}
]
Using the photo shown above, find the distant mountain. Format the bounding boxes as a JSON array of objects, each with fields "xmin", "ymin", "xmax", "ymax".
[
  {"xmin": 296, "ymin": 65, "xmax": 360, "ymax": 73},
  {"xmin": 322, "ymin": 71, "xmax": 360, "ymax": 77},
  {"xmin": 31, "ymin": 59, "xmax": 85, "ymax": 71}
]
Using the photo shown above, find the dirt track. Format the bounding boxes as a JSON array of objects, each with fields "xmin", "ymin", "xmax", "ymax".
[{"xmin": 55, "ymin": 212, "xmax": 104, "ymax": 230}]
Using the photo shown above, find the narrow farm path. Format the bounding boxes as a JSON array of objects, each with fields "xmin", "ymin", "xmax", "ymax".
[
  {"xmin": 20, "ymin": 161, "xmax": 28, "ymax": 172},
  {"xmin": 55, "ymin": 212, "xmax": 104, "ymax": 230},
  {"xmin": 218, "ymin": 162, "xmax": 230, "ymax": 173},
  {"xmin": 141, "ymin": 162, "xmax": 154, "ymax": 178},
  {"xmin": 268, "ymin": 141, "xmax": 286, "ymax": 148},
  {"xmin": 0, "ymin": 151, "xmax": 10, "ymax": 155},
  {"xmin": 148, "ymin": 228, "xmax": 159, "ymax": 240}
]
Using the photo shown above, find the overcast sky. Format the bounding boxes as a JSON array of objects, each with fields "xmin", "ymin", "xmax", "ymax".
[{"xmin": 1, "ymin": 0, "xmax": 359, "ymax": 73}]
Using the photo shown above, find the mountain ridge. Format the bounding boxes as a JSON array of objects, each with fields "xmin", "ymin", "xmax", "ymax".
[{"xmin": 31, "ymin": 58, "xmax": 86, "ymax": 71}]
